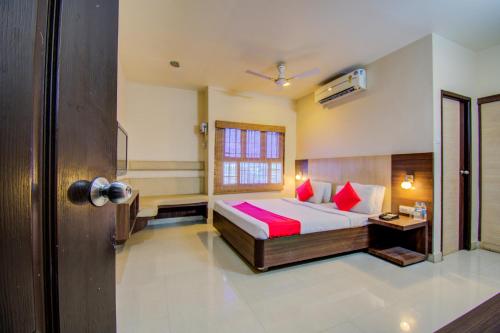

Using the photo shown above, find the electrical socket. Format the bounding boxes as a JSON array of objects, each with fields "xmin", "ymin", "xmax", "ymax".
[{"xmin": 399, "ymin": 205, "xmax": 415, "ymax": 215}]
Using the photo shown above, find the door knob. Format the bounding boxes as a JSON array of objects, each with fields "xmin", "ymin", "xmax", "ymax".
[
  {"xmin": 68, "ymin": 177, "xmax": 132, "ymax": 206},
  {"xmin": 89, "ymin": 177, "xmax": 132, "ymax": 206},
  {"xmin": 460, "ymin": 170, "xmax": 470, "ymax": 175}
]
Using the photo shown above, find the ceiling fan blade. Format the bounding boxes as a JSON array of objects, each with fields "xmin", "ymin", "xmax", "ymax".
[
  {"xmin": 289, "ymin": 67, "xmax": 320, "ymax": 80},
  {"xmin": 245, "ymin": 69, "xmax": 274, "ymax": 81}
]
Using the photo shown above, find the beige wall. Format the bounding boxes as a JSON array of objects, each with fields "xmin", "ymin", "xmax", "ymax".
[
  {"xmin": 117, "ymin": 58, "xmax": 126, "ymax": 126},
  {"xmin": 431, "ymin": 34, "xmax": 478, "ymax": 257},
  {"xmin": 478, "ymin": 44, "xmax": 500, "ymax": 97},
  {"xmin": 296, "ymin": 35, "xmax": 433, "ymax": 160},
  {"xmin": 206, "ymin": 88, "xmax": 297, "ymax": 212},
  {"xmin": 431, "ymin": 36, "xmax": 500, "ymax": 258},
  {"xmin": 116, "ymin": 80, "xmax": 205, "ymax": 194},
  {"xmin": 116, "ymin": 80, "xmax": 297, "ymax": 202},
  {"xmin": 295, "ymin": 34, "xmax": 500, "ymax": 259},
  {"xmin": 119, "ymin": 81, "xmax": 203, "ymax": 162}
]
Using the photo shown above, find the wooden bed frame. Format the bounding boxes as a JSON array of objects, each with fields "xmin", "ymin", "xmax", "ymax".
[
  {"xmin": 213, "ymin": 153, "xmax": 433, "ymax": 271},
  {"xmin": 213, "ymin": 211, "xmax": 369, "ymax": 271}
]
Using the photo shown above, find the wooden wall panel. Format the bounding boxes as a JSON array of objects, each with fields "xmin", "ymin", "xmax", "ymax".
[
  {"xmin": 391, "ymin": 153, "xmax": 434, "ymax": 251},
  {"xmin": 295, "ymin": 153, "xmax": 433, "ymax": 251},
  {"xmin": 306, "ymin": 155, "xmax": 392, "ymax": 212}
]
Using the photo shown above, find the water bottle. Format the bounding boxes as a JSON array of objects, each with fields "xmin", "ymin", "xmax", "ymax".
[
  {"xmin": 421, "ymin": 202, "xmax": 427, "ymax": 221},
  {"xmin": 414, "ymin": 202, "xmax": 422, "ymax": 220}
]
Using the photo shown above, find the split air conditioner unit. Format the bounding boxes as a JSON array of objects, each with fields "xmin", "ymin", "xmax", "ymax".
[{"xmin": 314, "ymin": 68, "xmax": 366, "ymax": 105}]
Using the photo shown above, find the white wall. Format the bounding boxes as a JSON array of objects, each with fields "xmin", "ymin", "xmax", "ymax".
[
  {"xmin": 431, "ymin": 34, "xmax": 478, "ymax": 258},
  {"xmin": 477, "ymin": 44, "xmax": 500, "ymax": 97},
  {"xmin": 119, "ymin": 82, "xmax": 202, "ymax": 162},
  {"xmin": 206, "ymin": 88, "xmax": 297, "ymax": 211},
  {"xmin": 296, "ymin": 35, "xmax": 433, "ymax": 159}
]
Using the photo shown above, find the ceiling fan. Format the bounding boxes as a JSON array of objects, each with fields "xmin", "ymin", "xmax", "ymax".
[{"xmin": 245, "ymin": 62, "xmax": 320, "ymax": 87}]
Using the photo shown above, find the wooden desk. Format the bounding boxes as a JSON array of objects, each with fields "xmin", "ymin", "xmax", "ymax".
[
  {"xmin": 115, "ymin": 193, "xmax": 209, "ymax": 245},
  {"xmin": 115, "ymin": 190, "xmax": 140, "ymax": 244},
  {"xmin": 368, "ymin": 215, "xmax": 428, "ymax": 266},
  {"xmin": 140, "ymin": 194, "xmax": 208, "ymax": 223}
]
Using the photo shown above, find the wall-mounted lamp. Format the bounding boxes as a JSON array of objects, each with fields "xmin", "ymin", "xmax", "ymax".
[
  {"xmin": 199, "ymin": 122, "xmax": 208, "ymax": 149},
  {"xmin": 295, "ymin": 173, "xmax": 307, "ymax": 181},
  {"xmin": 199, "ymin": 122, "xmax": 208, "ymax": 135},
  {"xmin": 399, "ymin": 321, "xmax": 411, "ymax": 332},
  {"xmin": 401, "ymin": 173, "xmax": 414, "ymax": 190}
]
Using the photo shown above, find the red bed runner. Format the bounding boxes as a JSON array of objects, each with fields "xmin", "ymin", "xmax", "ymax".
[{"xmin": 232, "ymin": 201, "xmax": 301, "ymax": 238}]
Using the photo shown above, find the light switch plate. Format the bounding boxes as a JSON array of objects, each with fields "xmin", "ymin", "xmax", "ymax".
[{"xmin": 399, "ymin": 205, "xmax": 415, "ymax": 215}]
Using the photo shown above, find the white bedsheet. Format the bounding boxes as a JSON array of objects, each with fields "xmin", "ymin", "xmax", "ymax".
[{"xmin": 214, "ymin": 198, "xmax": 377, "ymax": 239}]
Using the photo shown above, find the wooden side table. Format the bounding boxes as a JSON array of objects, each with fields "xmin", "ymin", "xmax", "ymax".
[{"xmin": 368, "ymin": 215, "xmax": 428, "ymax": 266}]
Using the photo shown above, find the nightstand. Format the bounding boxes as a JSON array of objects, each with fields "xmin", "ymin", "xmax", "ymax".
[{"xmin": 368, "ymin": 215, "xmax": 428, "ymax": 266}]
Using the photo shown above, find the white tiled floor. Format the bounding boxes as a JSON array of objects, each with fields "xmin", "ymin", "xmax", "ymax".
[{"xmin": 116, "ymin": 221, "xmax": 500, "ymax": 333}]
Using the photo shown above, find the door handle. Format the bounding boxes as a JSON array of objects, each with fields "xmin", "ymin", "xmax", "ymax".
[
  {"xmin": 68, "ymin": 177, "xmax": 132, "ymax": 206},
  {"xmin": 460, "ymin": 170, "xmax": 470, "ymax": 175}
]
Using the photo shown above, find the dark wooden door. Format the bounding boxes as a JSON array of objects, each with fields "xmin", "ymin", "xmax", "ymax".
[
  {"xmin": 0, "ymin": 1, "xmax": 47, "ymax": 332},
  {"xmin": 54, "ymin": 1, "xmax": 119, "ymax": 332},
  {"xmin": 1, "ymin": 0, "xmax": 119, "ymax": 332}
]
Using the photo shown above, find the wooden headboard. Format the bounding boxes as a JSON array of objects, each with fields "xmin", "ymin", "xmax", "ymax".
[
  {"xmin": 296, "ymin": 152, "xmax": 434, "ymax": 250},
  {"xmin": 295, "ymin": 155, "xmax": 392, "ymax": 212},
  {"xmin": 296, "ymin": 153, "xmax": 434, "ymax": 210}
]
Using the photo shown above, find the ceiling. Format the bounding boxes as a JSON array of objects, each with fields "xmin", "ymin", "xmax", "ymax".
[{"xmin": 119, "ymin": 0, "xmax": 500, "ymax": 99}]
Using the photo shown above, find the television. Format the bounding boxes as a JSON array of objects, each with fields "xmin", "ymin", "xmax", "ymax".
[{"xmin": 117, "ymin": 122, "xmax": 128, "ymax": 176}]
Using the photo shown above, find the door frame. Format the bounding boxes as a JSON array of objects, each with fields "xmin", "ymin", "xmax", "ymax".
[
  {"xmin": 440, "ymin": 90, "xmax": 472, "ymax": 251},
  {"xmin": 43, "ymin": 0, "xmax": 63, "ymax": 331},
  {"xmin": 477, "ymin": 93, "xmax": 500, "ymax": 242}
]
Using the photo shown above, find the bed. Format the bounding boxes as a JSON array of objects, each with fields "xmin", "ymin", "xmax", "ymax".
[{"xmin": 213, "ymin": 198, "xmax": 379, "ymax": 271}]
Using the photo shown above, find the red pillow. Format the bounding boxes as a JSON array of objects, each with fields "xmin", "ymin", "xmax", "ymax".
[
  {"xmin": 333, "ymin": 181, "xmax": 361, "ymax": 211},
  {"xmin": 296, "ymin": 179, "xmax": 314, "ymax": 201}
]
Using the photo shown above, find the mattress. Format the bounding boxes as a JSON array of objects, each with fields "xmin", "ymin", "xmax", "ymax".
[{"xmin": 214, "ymin": 198, "xmax": 377, "ymax": 239}]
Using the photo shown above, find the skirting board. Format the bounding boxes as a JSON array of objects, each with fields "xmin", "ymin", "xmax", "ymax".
[{"xmin": 428, "ymin": 252, "xmax": 443, "ymax": 263}]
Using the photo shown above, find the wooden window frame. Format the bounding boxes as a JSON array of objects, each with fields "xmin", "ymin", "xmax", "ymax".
[{"xmin": 214, "ymin": 121, "xmax": 285, "ymax": 194}]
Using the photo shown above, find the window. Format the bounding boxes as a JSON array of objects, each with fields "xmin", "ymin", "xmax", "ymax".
[
  {"xmin": 215, "ymin": 121, "xmax": 285, "ymax": 194},
  {"xmin": 224, "ymin": 128, "xmax": 241, "ymax": 158}
]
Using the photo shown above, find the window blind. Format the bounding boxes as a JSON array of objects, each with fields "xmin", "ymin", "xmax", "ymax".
[{"xmin": 214, "ymin": 121, "xmax": 285, "ymax": 194}]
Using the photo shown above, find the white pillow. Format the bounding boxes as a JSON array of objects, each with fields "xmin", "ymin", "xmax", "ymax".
[
  {"xmin": 372, "ymin": 185, "xmax": 386, "ymax": 214},
  {"xmin": 322, "ymin": 183, "xmax": 332, "ymax": 203},
  {"xmin": 334, "ymin": 183, "xmax": 385, "ymax": 214},
  {"xmin": 307, "ymin": 181, "xmax": 331, "ymax": 204}
]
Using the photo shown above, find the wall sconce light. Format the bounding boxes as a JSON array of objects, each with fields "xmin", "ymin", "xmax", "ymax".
[
  {"xmin": 399, "ymin": 321, "xmax": 411, "ymax": 332},
  {"xmin": 401, "ymin": 173, "xmax": 414, "ymax": 190},
  {"xmin": 295, "ymin": 173, "xmax": 307, "ymax": 181},
  {"xmin": 199, "ymin": 122, "xmax": 208, "ymax": 135}
]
